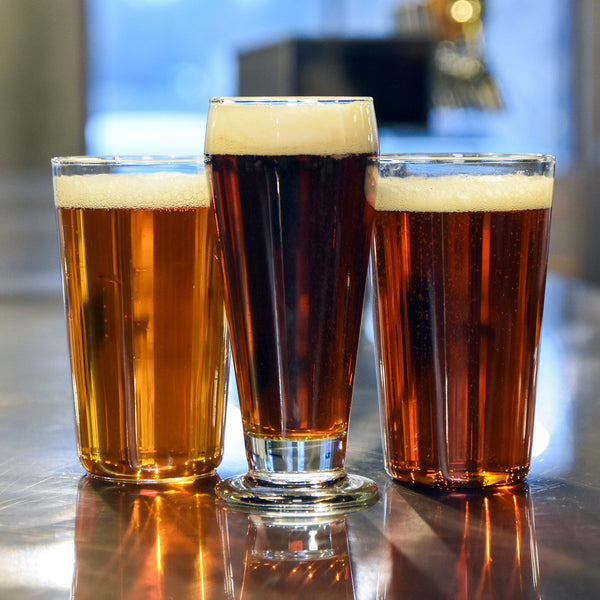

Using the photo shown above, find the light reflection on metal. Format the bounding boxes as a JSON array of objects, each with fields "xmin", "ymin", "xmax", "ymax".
[
  {"xmin": 377, "ymin": 482, "xmax": 541, "ymax": 599},
  {"xmin": 0, "ymin": 540, "xmax": 75, "ymax": 591},
  {"xmin": 70, "ymin": 476, "xmax": 228, "ymax": 599},
  {"xmin": 234, "ymin": 514, "xmax": 356, "ymax": 599}
]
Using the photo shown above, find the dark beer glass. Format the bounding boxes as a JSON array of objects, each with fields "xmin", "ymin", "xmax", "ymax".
[
  {"xmin": 371, "ymin": 154, "xmax": 554, "ymax": 488},
  {"xmin": 52, "ymin": 157, "xmax": 229, "ymax": 482},
  {"xmin": 206, "ymin": 97, "xmax": 378, "ymax": 512}
]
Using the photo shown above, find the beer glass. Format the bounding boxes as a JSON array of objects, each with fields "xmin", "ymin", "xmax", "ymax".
[
  {"xmin": 205, "ymin": 97, "xmax": 379, "ymax": 512},
  {"xmin": 371, "ymin": 154, "xmax": 554, "ymax": 488},
  {"xmin": 52, "ymin": 156, "xmax": 229, "ymax": 482}
]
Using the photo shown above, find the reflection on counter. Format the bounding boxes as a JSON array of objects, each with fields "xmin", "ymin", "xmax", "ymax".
[
  {"xmin": 72, "ymin": 475, "xmax": 358, "ymax": 600},
  {"xmin": 377, "ymin": 482, "xmax": 540, "ymax": 599},
  {"xmin": 72, "ymin": 476, "xmax": 230, "ymax": 599},
  {"xmin": 224, "ymin": 511, "xmax": 355, "ymax": 600}
]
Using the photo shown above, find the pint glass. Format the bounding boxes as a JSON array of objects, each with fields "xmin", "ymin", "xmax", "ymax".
[
  {"xmin": 371, "ymin": 154, "xmax": 554, "ymax": 488},
  {"xmin": 52, "ymin": 157, "xmax": 229, "ymax": 482},
  {"xmin": 206, "ymin": 97, "xmax": 378, "ymax": 511}
]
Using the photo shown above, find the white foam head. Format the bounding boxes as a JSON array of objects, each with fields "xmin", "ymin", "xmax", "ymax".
[
  {"xmin": 205, "ymin": 97, "xmax": 378, "ymax": 156},
  {"xmin": 375, "ymin": 174, "xmax": 554, "ymax": 212},
  {"xmin": 53, "ymin": 172, "xmax": 210, "ymax": 209}
]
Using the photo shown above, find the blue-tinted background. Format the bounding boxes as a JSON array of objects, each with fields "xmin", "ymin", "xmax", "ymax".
[{"xmin": 85, "ymin": 0, "xmax": 573, "ymax": 173}]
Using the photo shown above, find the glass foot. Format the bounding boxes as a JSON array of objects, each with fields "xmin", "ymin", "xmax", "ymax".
[{"xmin": 216, "ymin": 472, "xmax": 378, "ymax": 515}]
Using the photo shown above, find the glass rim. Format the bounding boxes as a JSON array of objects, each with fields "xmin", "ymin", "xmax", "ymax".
[
  {"xmin": 209, "ymin": 96, "xmax": 374, "ymax": 105},
  {"xmin": 378, "ymin": 153, "xmax": 555, "ymax": 165},
  {"xmin": 51, "ymin": 155, "xmax": 204, "ymax": 167}
]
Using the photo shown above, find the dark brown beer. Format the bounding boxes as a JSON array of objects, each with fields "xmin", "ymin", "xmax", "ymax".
[
  {"xmin": 205, "ymin": 98, "xmax": 378, "ymax": 448},
  {"xmin": 55, "ymin": 171, "xmax": 228, "ymax": 481},
  {"xmin": 208, "ymin": 153, "xmax": 374, "ymax": 440},
  {"xmin": 372, "ymin": 172, "xmax": 552, "ymax": 487}
]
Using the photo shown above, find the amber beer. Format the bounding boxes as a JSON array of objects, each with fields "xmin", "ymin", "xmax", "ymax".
[
  {"xmin": 52, "ymin": 158, "xmax": 228, "ymax": 482},
  {"xmin": 371, "ymin": 155, "xmax": 554, "ymax": 488},
  {"xmin": 206, "ymin": 97, "xmax": 378, "ymax": 511}
]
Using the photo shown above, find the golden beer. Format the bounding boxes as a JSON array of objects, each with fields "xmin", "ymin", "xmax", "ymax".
[{"xmin": 53, "ymin": 159, "xmax": 228, "ymax": 482}]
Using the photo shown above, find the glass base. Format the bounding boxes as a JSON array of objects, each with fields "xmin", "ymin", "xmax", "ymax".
[
  {"xmin": 80, "ymin": 456, "xmax": 219, "ymax": 484},
  {"xmin": 216, "ymin": 472, "xmax": 378, "ymax": 515},
  {"xmin": 217, "ymin": 434, "xmax": 378, "ymax": 514},
  {"xmin": 385, "ymin": 464, "xmax": 530, "ymax": 489},
  {"xmin": 84, "ymin": 469, "xmax": 217, "ymax": 485}
]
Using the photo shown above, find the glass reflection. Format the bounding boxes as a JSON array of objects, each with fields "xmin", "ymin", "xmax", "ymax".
[
  {"xmin": 72, "ymin": 475, "xmax": 228, "ymax": 599},
  {"xmin": 230, "ymin": 513, "xmax": 356, "ymax": 600},
  {"xmin": 377, "ymin": 482, "xmax": 540, "ymax": 600}
]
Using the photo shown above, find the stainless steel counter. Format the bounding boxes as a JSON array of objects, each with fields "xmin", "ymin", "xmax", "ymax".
[{"xmin": 1, "ymin": 173, "xmax": 599, "ymax": 598}]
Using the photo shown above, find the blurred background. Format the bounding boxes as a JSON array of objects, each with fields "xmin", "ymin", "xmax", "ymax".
[{"xmin": 0, "ymin": 0, "xmax": 598, "ymax": 292}]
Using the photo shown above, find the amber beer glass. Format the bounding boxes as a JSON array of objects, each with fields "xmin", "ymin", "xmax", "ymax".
[
  {"xmin": 52, "ymin": 157, "xmax": 229, "ymax": 482},
  {"xmin": 371, "ymin": 154, "xmax": 554, "ymax": 488},
  {"xmin": 206, "ymin": 97, "xmax": 378, "ymax": 511}
]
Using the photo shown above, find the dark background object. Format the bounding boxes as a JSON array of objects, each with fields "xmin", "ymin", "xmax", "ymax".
[{"xmin": 238, "ymin": 38, "xmax": 433, "ymax": 126}]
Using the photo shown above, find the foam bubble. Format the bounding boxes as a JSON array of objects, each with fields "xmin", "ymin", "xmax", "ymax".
[
  {"xmin": 375, "ymin": 174, "xmax": 553, "ymax": 212},
  {"xmin": 205, "ymin": 98, "xmax": 378, "ymax": 156},
  {"xmin": 53, "ymin": 172, "xmax": 210, "ymax": 209}
]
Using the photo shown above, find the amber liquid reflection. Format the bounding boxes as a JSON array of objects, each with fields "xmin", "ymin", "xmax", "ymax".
[
  {"xmin": 378, "ymin": 482, "xmax": 540, "ymax": 599},
  {"xmin": 238, "ymin": 515, "xmax": 355, "ymax": 600},
  {"xmin": 72, "ymin": 476, "xmax": 228, "ymax": 600}
]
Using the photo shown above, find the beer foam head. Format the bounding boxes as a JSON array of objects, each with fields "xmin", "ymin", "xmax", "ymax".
[
  {"xmin": 375, "ymin": 174, "xmax": 554, "ymax": 212},
  {"xmin": 205, "ymin": 97, "xmax": 378, "ymax": 156},
  {"xmin": 53, "ymin": 172, "xmax": 210, "ymax": 209}
]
